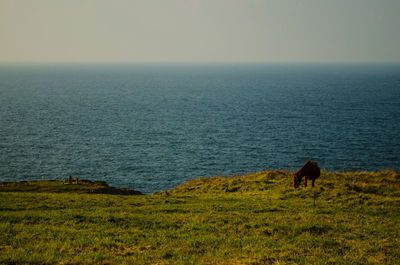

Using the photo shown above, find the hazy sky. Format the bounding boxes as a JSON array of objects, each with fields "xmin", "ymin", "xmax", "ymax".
[{"xmin": 1, "ymin": 0, "xmax": 399, "ymax": 62}]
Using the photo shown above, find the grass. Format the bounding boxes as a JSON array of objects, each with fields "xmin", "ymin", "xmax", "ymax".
[
  {"xmin": 0, "ymin": 179, "xmax": 142, "ymax": 195},
  {"xmin": 0, "ymin": 170, "xmax": 399, "ymax": 264}
]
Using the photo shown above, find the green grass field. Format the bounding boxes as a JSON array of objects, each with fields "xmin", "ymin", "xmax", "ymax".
[{"xmin": 1, "ymin": 170, "xmax": 399, "ymax": 264}]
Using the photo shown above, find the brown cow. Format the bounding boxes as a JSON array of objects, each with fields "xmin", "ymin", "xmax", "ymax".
[{"xmin": 293, "ymin": 160, "xmax": 320, "ymax": 188}]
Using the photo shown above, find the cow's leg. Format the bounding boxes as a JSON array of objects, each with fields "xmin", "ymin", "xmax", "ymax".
[
  {"xmin": 312, "ymin": 179, "xmax": 315, "ymax": 187},
  {"xmin": 304, "ymin": 177, "xmax": 307, "ymax": 187}
]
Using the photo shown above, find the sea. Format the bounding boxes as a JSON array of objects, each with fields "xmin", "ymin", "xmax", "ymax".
[{"xmin": 0, "ymin": 63, "xmax": 399, "ymax": 194}]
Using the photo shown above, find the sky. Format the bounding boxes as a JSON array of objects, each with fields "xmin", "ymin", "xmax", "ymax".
[{"xmin": 1, "ymin": 0, "xmax": 399, "ymax": 63}]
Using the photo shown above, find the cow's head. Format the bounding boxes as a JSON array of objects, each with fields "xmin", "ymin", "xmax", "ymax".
[{"xmin": 293, "ymin": 173, "xmax": 301, "ymax": 188}]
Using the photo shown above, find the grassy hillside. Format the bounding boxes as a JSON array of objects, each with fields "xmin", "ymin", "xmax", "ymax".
[
  {"xmin": 0, "ymin": 179, "xmax": 142, "ymax": 195},
  {"xmin": 1, "ymin": 170, "xmax": 399, "ymax": 264}
]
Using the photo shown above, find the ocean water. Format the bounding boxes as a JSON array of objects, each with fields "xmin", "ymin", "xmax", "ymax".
[{"xmin": 0, "ymin": 63, "xmax": 399, "ymax": 194}]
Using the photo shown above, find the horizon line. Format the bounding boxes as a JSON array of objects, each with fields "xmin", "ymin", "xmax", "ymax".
[{"xmin": 1, "ymin": 61, "xmax": 400, "ymax": 65}]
